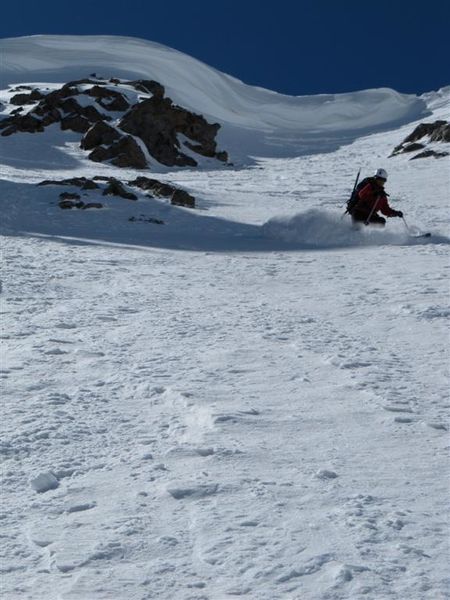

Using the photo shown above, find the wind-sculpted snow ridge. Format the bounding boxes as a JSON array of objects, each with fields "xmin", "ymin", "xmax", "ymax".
[
  {"xmin": 0, "ymin": 35, "xmax": 430, "ymax": 161},
  {"xmin": 263, "ymin": 209, "xmax": 450, "ymax": 249}
]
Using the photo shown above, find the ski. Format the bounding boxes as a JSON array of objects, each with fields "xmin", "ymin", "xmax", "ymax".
[{"xmin": 410, "ymin": 232, "xmax": 431, "ymax": 238}]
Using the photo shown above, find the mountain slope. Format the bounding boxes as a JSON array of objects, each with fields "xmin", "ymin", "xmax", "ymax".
[
  {"xmin": 0, "ymin": 34, "xmax": 449, "ymax": 600},
  {"xmin": 0, "ymin": 35, "xmax": 430, "ymax": 159}
]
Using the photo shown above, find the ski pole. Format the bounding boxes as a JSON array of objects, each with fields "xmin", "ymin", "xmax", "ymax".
[
  {"xmin": 401, "ymin": 216, "xmax": 431, "ymax": 238},
  {"xmin": 401, "ymin": 216, "xmax": 411, "ymax": 233},
  {"xmin": 364, "ymin": 195, "xmax": 380, "ymax": 226}
]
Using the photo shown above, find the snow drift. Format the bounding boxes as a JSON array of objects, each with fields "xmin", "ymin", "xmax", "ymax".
[
  {"xmin": 0, "ymin": 35, "xmax": 430, "ymax": 160},
  {"xmin": 262, "ymin": 209, "xmax": 448, "ymax": 249}
]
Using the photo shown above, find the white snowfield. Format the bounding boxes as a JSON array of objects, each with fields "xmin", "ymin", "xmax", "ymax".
[{"xmin": 1, "ymin": 35, "xmax": 450, "ymax": 600}]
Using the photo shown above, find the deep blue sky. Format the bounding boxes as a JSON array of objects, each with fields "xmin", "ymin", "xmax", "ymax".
[{"xmin": 1, "ymin": 0, "xmax": 449, "ymax": 95}]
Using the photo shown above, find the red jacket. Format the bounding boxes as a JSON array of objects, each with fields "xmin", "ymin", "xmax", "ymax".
[{"xmin": 355, "ymin": 181, "xmax": 398, "ymax": 217}]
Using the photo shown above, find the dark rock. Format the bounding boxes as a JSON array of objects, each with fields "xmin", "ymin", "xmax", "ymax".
[
  {"xmin": 59, "ymin": 199, "xmax": 85, "ymax": 209},
  {"xmin": 128, "ymin": 80, "xmax": 165, "ymax": 98},
  {"xmin": 392, "ymin": 120, "xmax": 450, "ymax": 156},
  {"xmin": 59, "ymin": 192, "xmax": 81, "ymax": 200},
  {"xmin": 110, "ymin": 137, "xmax": 147, "ymax": 168},
  {"xmin": 171, "ymin": 189, "xmax": 195, "ymax": 208},
  {"xmin": 84, "ymin": 104, "xmax": 109, "ymax": 122},
  {"xmin": 89, "ymin": 135, "xmax": 147, "ymax": 169},
  {"xmin": 216, "ymin": 150, "xmax": 229, "ymax": 163},
  {"xmin": 60, "ymin": 97, "xmax": 83, "ymax": 114},
  {"xmin": 102, "ymin": 179, "xmax": 137, "ymax": 200},
  {"xmin": 128, "ymin": 176, "xmax": 176, "ymax": 197},
  {"xmin": 1, "ymin": 126, "xmax": 18, "ymax": 137},
  {"xmin": 89, "ymin": 143, "xmax": 121, "ymax": 164},
  {"xmin": 0, "ymin": 114, "xmax": 44, "ymax": 134},
  {"xmin": 410, "ymin": 150, "xmax": 449, "ymax": 160},
  {"xmin": 41, "ymin": 109, "xmax": 62, "ymax": 127},
  {"xmin": 43, "ymin": 87, "xmax": 80, "ymax": 110},
  {"xmin": 62, "ymin": 79, "xmax": 99, "ymax": 88},
  {"xmin": 430, "ymin": 123, "xmax": 450, "ymax": 143},
  {"xmin": 402, "ymin": 142, "xmax": 425, "ymax": 153},
  {"xmin": 87, "ymin": 86, "xmax": 130, "ymax": 111},
  {"xmin": 61, "ymin": 114, "xmax": 91, "ymax": 133},
  {"xmin": 129, "ymin": 215, "xmax": 164, "ymax": 224},
  {"xmin": 57, "ymin": 97, "xmax": 106, "ymax": 124},
  {"xmin": 80, "ymin": 179, "xmax": 101, "ymax": 190},
  {"xmin": 10, "ymin": 90, "xmax": 45, "ymax": 105},
  {"xmin": 82, "ymin": 202, "xmax": 103, "ymax": 209},
  {"xmin": 403, "ymin": 120, "xmax": 447, "ymax": 144},
  {"xmin": 37, "ymin": 177, "xmax": 100, "ymax": 190},
  {"xmin": 119, "ymin": 96, "xmax": 224, "ymax": 167},
  {"xmin": 81, "ymin": 121, "xmax": 121, "ymax": 150},
  {"xmin": 11, "ymin": 107, "xmax": 24, "ymax": 115}
]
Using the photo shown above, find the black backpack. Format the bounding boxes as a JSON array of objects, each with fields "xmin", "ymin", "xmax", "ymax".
[{"xmin": 346, "ymin": 177, "xmax": 373, "ymax": 214}]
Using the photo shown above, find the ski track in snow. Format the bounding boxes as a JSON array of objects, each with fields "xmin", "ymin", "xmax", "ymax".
[{"xmin": 1, "ymin": 70, "xmax": 450, "ymax": 599}]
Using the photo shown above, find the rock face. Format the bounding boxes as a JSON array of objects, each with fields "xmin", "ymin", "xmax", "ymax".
[
  {"xmin": 391, "ymin": 120, "xmax": 450, "ymax": 159},
  {"xmin": 127, "ymin": 176, "xmax": 196, "ymax": 207},
  {"xmin": 88, "ymin": 135, "xmax": 147, "ymax": 169},
  {"xmin": 119, "ymin": 96, "xmax": 226, "ymax": 167},
  {"xmin": 1, "ymin": 77, "xmax": 228, "ymax": 169}
]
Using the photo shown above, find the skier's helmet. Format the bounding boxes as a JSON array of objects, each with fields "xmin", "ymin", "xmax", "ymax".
[{"xmin": 374, "ymin": 168, "xmax": 388, "ymax": 180}]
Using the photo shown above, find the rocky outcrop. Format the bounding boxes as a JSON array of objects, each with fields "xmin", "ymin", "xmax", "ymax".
[
  {"xmin": 10, "ymin": 90, "xmax": 45, "ymax": 105},
  {"xmin": 391, "ymin": 120, "xmax": 450, "ymax": 159},
  {"xmin": 119, "ymin": 96, "xmax": 227, "ymax": 167},
  {"xmin": 60, "ymin": 115, "xmax": 91, "ymax": 133},
  {"xmin": 127, "ymin": 176, "xmax": 195, "ymax": 207},
  {"xmin": 128, "ymin": 176, "xmax": 177, "ymax": 197},
  {"xmin": 129, "ymin": 215, "xmax": 164, "ymax": 224},
  {"xmin": 58, "ymin": 199, "xmax": 103, "ymax": 210},
  {"xmin": 1, "ymin": 77, "xmax": 228, "ymax": 170},
  {"xmin": 59, "ymin": 192, "xmax": 81, "ymax": 201},
  {"xmin": 38, "ymin": 177, "xmax": 100, "ymax": 190},
  {"xmin": 81, "ymin": 121, "xmax": 122, "ymax": 149},
  {"xmin": 88, "ymin": 135, "xmax": 147, "ymax": 169},
  {"xmin": 102, "ymin": 178, "xmax": 137, "ymax": 200},
  {"xmin": 86, "ymin": 85, "xmax": 130, "ymax": 111},
  {"xmin": 410, "ymin": 149, "xmax": 449, "ymax": 160},
  {"xmin": 37, "ymin": 175, "xmax": 196, "ymax": 211},
  {"xmin": 171, "ymin": 189, "xmax": 195, "ymax": 208}
]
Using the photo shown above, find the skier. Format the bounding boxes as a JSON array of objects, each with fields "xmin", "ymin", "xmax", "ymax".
[{"xmin": 351, "ymin": 168, "xmax": 403, "ymax": 227}]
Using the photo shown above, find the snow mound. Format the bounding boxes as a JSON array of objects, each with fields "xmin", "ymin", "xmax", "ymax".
[{"xmin": 262, "ymin": 209, "xmax": 448, "ymax": 248}]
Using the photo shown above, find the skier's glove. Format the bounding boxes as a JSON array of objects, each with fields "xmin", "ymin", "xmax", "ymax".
[{"xmin": 395, "ymin": 210, "xmax": 403, "ymax": 218}]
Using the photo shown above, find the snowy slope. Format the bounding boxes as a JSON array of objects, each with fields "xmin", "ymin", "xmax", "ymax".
[
  {"xmin": 0, "ymin": 35, "xmax": 430, "ymax": 159},
  {"xmin": 1, "ymin": 35, "xmax": 450, "ymax": 600}
]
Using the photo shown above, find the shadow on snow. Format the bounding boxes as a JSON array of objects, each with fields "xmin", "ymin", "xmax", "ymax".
[{"xmin": 1, "ymin": 180, "xmax": 448, "ymax": 253}]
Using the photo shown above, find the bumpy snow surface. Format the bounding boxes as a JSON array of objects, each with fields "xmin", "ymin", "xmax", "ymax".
[{"xmin": 1, "ymin": 36, "xmax": 450, "ymax": 600}]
